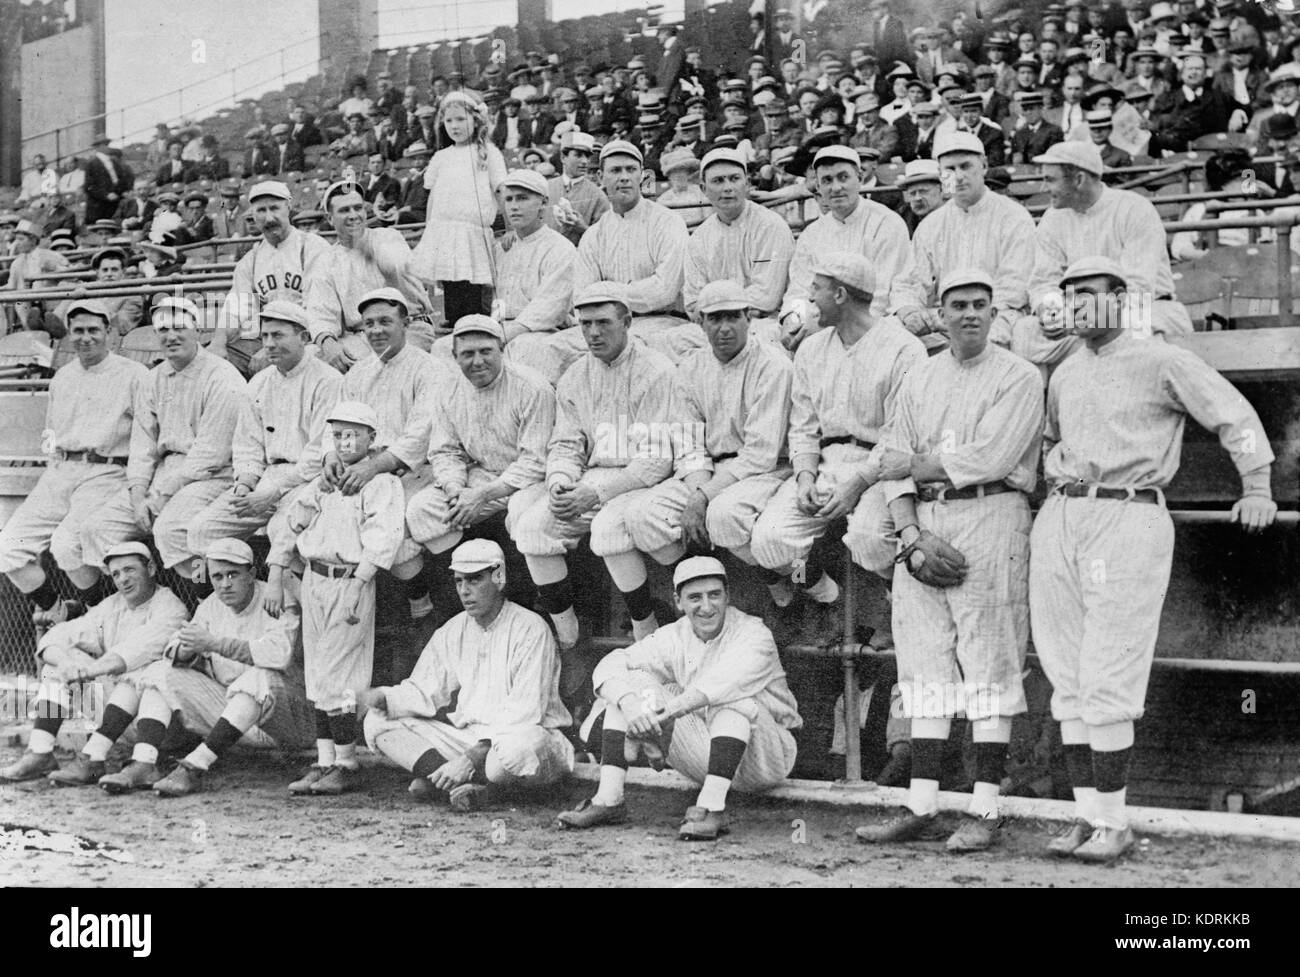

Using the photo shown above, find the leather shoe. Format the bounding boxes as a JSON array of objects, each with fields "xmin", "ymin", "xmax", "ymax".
[
  {"xmin": 309, "ymin": 764, "xmax": 364, "ymax": 795},
  {"xmin": 154, "ymin": 762, "xmax": 203, "ymax": 797},
  {"xmin": 945, "ymin": 813, "xmax": 1000, "ymax": 852},
  {"xmin": 48, "ymin": 757, "xmax": 106, "ymax": 787},
  {"xmin": 1047, "ymin": 819, "xmax": 1094, "ymax": 857},
  {"xmin": 0, "ymin": 750, "xmax": 59, "ymax": 782},
  {"xmin": 288, "ymin": 764, "xmax": 329, "ymax": 795},
  {"xmin": 678, "ymin": 805, "xmax": 728, "ymax": 841},
  {"xmin": 1072, "ymin": 825, "xmax": 1135, "ymax": 864},
  {"xmin": 555, "ymin": 797, "xmax": 627, "ymax": 830},
  {"xmin": 99, "ymin": 760, "xmax": 161, "ymax": 794},
  {"xmin": 449, "ymin": 783, "xmax": 492, "ymax": 812},
  {"xmin": 854, "ymin": 808, "xmax": 942, "ymax": 844}
]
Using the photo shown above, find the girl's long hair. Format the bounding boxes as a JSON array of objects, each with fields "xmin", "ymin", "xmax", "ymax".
[{"xmin": 437, "ymin": 91, "xmax": 492, "ymax": 168}]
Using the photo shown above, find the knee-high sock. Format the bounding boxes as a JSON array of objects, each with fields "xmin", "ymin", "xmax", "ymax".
[
  {"xmin": 604, "ymin": 551, "xmax": 657, "ymax": 638},
  {"xmin": 907, "ymin": 717, "xmax": 951, "ymax": 816},
  {"xmin": 529, "ymin": 555, "xmax": 579, "ymax": 648},
  {"xmin": 593, "ymin": 702, "xmax": 629, "ymax": 806},
  {"xmin": 1090, "ymin": 720, "xmax": 1134, "ymax": 830},
  {"xmin": 329, "ymin": 711, "xmax": 359, "ymax": 766},
  {"xmin": 1060, "ymin": 717, "xmax": 1096, "ymax": 823},
  {"xmin": 10, "ymin": 564, "xmax": 57, "ymax": 610},
  {"xmin": 83, "ymin": 683, "xmax": 142, "ymax": 761},
  {"xmin": 185, "ymin": 693, "xmax": 261, "ymax": 770},
  {"xmin": 697, "ymin": 709, "xmax": 752, "ymax": 812},
  {"xmin": 132, "ymin": 689, "xmax": 175, "ymax": 765},
  {"xmin": 314, "ymin": 708, "xmax": 335, "ymax": 766},
  {"xmin": 66, "ymin": 565, "xmax": 102, "ymax": 594},
  {"xmin": 970, "ymin": 716, "xmax": 1012, "ymax": 819}
]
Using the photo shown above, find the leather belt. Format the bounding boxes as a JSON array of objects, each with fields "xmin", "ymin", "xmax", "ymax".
[
  {"xmin": 713, "ymin": 452, "xmax": 738, "ymax": 463},
  {"xmin": 57, "ymin": 450, "xmax": 127, "ymax": 466},
  {"xmin": 820, "ymin": 435, "xmax": 875, "ymax": 451},
  {"xmin": 308, "ymin": 559, "xmax": 358, "ymax": 579},
  {"xmin": 1054, "ymin": 483, "xmax": 1161, "ymax": 504},
  {"xmin": 917, "ymin": 480, "xmax": 1014, "ymax": 503}
]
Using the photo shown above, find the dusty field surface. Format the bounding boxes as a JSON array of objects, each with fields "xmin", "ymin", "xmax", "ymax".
[{"xmin": 2, "ymin": 745, "xmax": 1298, "ymax": 887}]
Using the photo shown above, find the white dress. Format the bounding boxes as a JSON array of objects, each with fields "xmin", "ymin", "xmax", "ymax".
[{"xmin": 411, "ymin": 142, "xmax": 507, "ymax": 285}]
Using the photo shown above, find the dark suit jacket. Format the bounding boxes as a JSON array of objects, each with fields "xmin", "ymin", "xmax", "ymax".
[
  {"xmin": 244, "ymin": 144, "xmax": 275, "ymax": 176},
  {"xmin": 289, "ymin": 121, "xmax": 323, "ymax": 147},
  {"xmin": 872, "ymin": 14, "xmax": 912, "ymax": 70},
  {"xmin": 1150, "ymin": 86, "xmax": 1235, "ymax": 153},
  {"xmin": 1010, "ymin": 121, "xmax": 1064, "ymax": 164},
  {"xmin": 969, "ymin": 120, "xmax": 1007, "ymax": 166},
  {"xmin": 657, "ymin": 42, "xmax": 685, "ymax": 96},
  {"xmin": 270, "ymin": 139, "xmax": 306, "ymax": 174},
  {"xmin": 492, "ymin": 115, "xmax": 534, "ymax": 151},
  {"xmin": 115, "ymin": 197, "xmax": 157, "ymax": 226},
  {"xmin": 397, "ymin": 176, "xmax": 429, "ymax": 223},
  {"xmin": 83, "ymin": 155, "xmax": 131, "ymax": 223},
  {"xmin": 362, "ymin": 172, "xmax": 402, "ymax": 206},
  {"xmin": 155, "ymin": 159, "xmax": 196, "ymax": 186},
  {"xmin": 1212, "ymin": 66, "xmax": 1270, "ymax": 112},
  {"xmin": 193, "ymin": 156, "xmax": 231, "ymax": 182}
]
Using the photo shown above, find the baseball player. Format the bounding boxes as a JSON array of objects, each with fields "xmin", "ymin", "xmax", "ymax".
[
  {"xmin": 778, "ymin": 146, "xmax": 924, "ymax": 351},
  {"xmin": 0, "ymin": 300, "xmax": 148, "ymax": 620},
  {"xmin": 854, "ymin": 269, "xmax": 1043, "ymax": 852},
  {"xmin": 752, "ymin": 253, "xmax": 926, "ymax": 607},
  {"xmin": 185, "ymin": 301, "xmax": 343, "ymax": 559},
  {"xmin": 1030, "ymin": 257, "xmax": 1276, "ymax": 862},
  {"xmin": 510, "ymin": 282, "xmax": 677, "ymax": 708},
  {"xmin": 624, "ymin": 280, "xmax": 794, "ymax": 605},
  {"xmin": 270, "ymin": 401, "xmax": 405, "ymax": 796},
  {"xmin": 406, "ymin": 314, "xmax": 553, "ymax": 561},
  {"xmin": 573, "ymin": 140, "xmax": 706, "ymax": 363},
  {"xmin": 0, "ymin": 542, "xmax": 188, "ymax": 783},
  {"xmin": 361, "ymin": 539, "xmax": 574, "ymax": 811},
  {"xmin": 897, "ymin": 131, "xmax": 1036, "ymax": 350},
  {"xmin": 683, "ymin": 148, "xmax": 795, "ymax": 347},
  {"xmin": 556, "ymin": 557, "xmax": 802, "ymax": 840},
  {"xmin": 217, "ymin": 180, "xmax": 332, "ymax": 377},
  {"xmin": 1011, "ymin": 141, "xmax": 1193, "ymax": 370},
  {"xmin": 88, "ymin": 296, "xmax": 247, "ymax": 585},
  {"xmin": 305, "ymin": 181, "xmax": 438, "ymax": 372}
]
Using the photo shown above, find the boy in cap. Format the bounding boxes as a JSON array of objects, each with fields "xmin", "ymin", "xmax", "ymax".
[
  {"xmin": 556, "ymin": 556, "xmax": 802, "ymax": 840},
  {"xmin": 268, "ymin": 401, "xmax": 405, "ymax": 795},
  {"xmin": 545, "ymin": 129, "xmax": 610, "ymax": 245}
]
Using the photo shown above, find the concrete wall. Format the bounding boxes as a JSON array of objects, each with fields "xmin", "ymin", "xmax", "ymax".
[{"xmin": 20, "ymin": 21, "xmax": 103, "ymax": 168}]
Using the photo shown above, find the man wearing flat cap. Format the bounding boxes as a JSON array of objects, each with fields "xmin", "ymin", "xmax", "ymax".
[
  {"xmin": 1245, "ymin": 64, "xmax": 1300, "ymax": 148},
  {"xmin": 361, "ymin": 539, "xmax": 573, "ymax": 811},
  {"xmin": 0, "ymin": 299, "xmax": 150, "ymax": 626},
  {"xmin": 0, "ymin": 541, "xmax": 189, "ymax": 783},
  {"xmin": 218, "ymin": 180, "xmax": 332, "ymax": 377},
  {"xmin": 556, "ymin": 556, "xmax": 802, "ymax": 840},
  {"xmin": 683, "ymin": 148, "xmax": 794, "ymax": 345},
  {"xmin": 855, "ymin": 268, "xmax": 1043, "ymax": 854}
]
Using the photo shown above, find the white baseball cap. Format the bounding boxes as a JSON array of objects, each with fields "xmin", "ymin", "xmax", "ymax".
[
  {"xmin": 326, "ymin": 401, "xmax": 379, "ymax": 431},
  {"xmin": 934, "ymin": 131, "xmax": 986, "ymax": 159},
  {"xmin": 500, "ymin": 169, "xmax": 549, "ymax": 197},
  {"xmin": 248, "ymin": 180, "xmax": 291, "ymax": 202},
  {"xmin": 205, "ymin": 538, "xmax": 255, "ymax": 566},
  {"xmin": 672, "ymin": 556, "xmax": 727, "ymax": 590},
  {"xmin": 449, "ymin": 538, "xmax": 505, "ymax": 573}
]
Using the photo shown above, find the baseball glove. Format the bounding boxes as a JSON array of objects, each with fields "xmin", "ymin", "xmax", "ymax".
[{"xmin": 899, "ymin": 530, "xmax": 969, "ymax": 588}]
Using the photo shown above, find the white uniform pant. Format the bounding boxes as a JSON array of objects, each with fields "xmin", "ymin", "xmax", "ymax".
[
  {"xmin": 892, "ymin": 492, "xmax": 1031, "ymax": 721},
  {"xmin": 300, "ymin": 567, "xmax": 375, "ymax": 712},
  {"xmin": 593, "ymin": 671, "xmax": 796, "ymax": 792},
  {"xmin": 132, "ymin": 658, "xmax": 314, "ymax": 749},
  {"xmin": 1010, "ymin": 299, "xmax": 1193, "ymax": 367},
  {"xmin": 364, "ymin": 711, "xmax": 574, "ymax": 786},
  {"xmin": 508, "ymin": 472, "xmax": 658, "ymax": 558},
  {"xmin": 0, "ymin": 460, "xmax": 126, "ymax": 574},
  {"xmin": 624, "ymin": 471, "xmax": 791, "ymax": 559},
  {"xmin": 406, "ymin": 465, "xmax": 520, "ymax": 554},
  {"xmin": 1029, "ymin": 494, "xmax": 1174, "ymax": 726},
  {"xmin": 186, "ymin": 462, "xmax": 301, "ymax": 558}
]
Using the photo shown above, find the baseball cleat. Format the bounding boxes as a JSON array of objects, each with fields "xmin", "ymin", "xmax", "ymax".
[
  {"xmin": 48, "ymin": 757, "xmax": 106, "ymax": 787},
  {"xmin": 154, "ymin": 762, "xmax": 203, "ymax": 797},
  {"xmin": 554, "ymin": 797, "xmax": 628, "ymax": 830},
  {"xmin": 1047, "ymin": 819, "xmax": 1094, "ymax": 857},
  {"xmin": 945, "ymin": 813, "xmax": 1001, "ymax": 853},
  {"xmin": 854, "ymin": 808, "xmax": 943, "ymax": 844},
  {"xmin": 98, "ymin": 760, "xmax": 161, "ymax": 794},
  {"xmin": 407, "ymin": 777, "xmax": 442, "ymax": 803},
  {"xmin": 449, "ymin": 783, "xmax": 491, "ymax": 812},
  {"xmin": 308, "ymin": 763, "xmax": 364, "ymax": 795},
  {"xmin": 678, "ymin": 805, "xmax": 729, "ymax": 841},
  {"xmin": 1071, "ymin": 825, "xmax": 1135, "ymax": 864},
  {"xmin": 32, "ymin": 598, "xmax": 86, "ymax": 628},
  {"xmin": 0, "ymin": 750, "xmax": 60, "ymax": 782},
  {"xmin": 288, "ymin": 764, "xmax": 330, "ymax": 795}
]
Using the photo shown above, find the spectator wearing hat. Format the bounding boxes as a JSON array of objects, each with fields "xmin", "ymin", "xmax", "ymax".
[
  {"xmin": 1245, "ymin": 64, "xmax": 1300, "ymax": 147},
  {"xmin": 869, "ymin": 1, "xmax": 913, "ymax": 72},
  {"xmin": 209, "ymin": 182, "xmax": 244, "ymax": 242},
  {"xmin": 339, "ymin": 77, "xmax": 375, "ymax": 120},
  {"xmin": 116, "ymin": 178, "xmax": 158, "ymax": 229},
  {"xmin": 181, "ymin": 190, "xmax": 215, "ymax": 245},
  {"xmin": 526, "ymin": 91, "xmax": 558, "ymax": 148},
  {"xmin": 1213, "ymin": 37, "xmax": 1271, "ymax": 114},
  {"xmin": 754, "ymin": 98, "xmax": 804, "ymax": 167},
  {"xmin": 329, "ymin": 113, "xmax": 375, "ymax": 158},
  {"xmin": 1010, "ymin": 92, "xmax": 1064, "ymax": 164},
  {"xmin": 40, "ymin": 193, "xmax": 79, "ymax": 239},
  {"xmin": 849, "ymin": 91, "xmax": 901, "ymax": 162},
  {"xmin": 3, "ymin": 219, "xmax": 69, "ymax": 334},
  {"xmin": 545, "ymin": 130, "xmax": 610, "ymax": 246},
  {"xmin": 81, "ymin": 136, "xmax": 134, "ymax": 226},
  {"xmin": 193, "ymin": 134, "xmax": 230, "ymax": 182},
  {"xmin": 288, "ymin": 104, "xmax": 323, "ymax": 148},
  {"xmin": 244, "ymin": 127, "xmax": 276, "ymax": 177},
  {"xmin": 155, "ymin": 139, "xmax": 196, "ymax": 188},
  {"xmin": 1148, "ymin": 53, "xmax": 1238, "ymax": 153},
  {"xmin": 492, "ymin": 97, "xmax": 533, "ymax": 153},
  {"xmin": 671, "ymin": 112, "xmax": 710, "ymax": 159},
  {"xmin": 1257, "ymin": 112, "xmax": 1299, "ymax": 194},
  {"xmin": 955, "ymin": 92, "xmax": 1007, "ymax": 166},
  {"xmin": 1123, "ymin": 46, "xmax": 1173, "ymax": 102},
  {"xmin": 395, "ymin": 142, "xmax": 433, "ymax": 225},
  {"xmin": 912, "ymin": 98, "xmax": 943, "ymax": 160},
  {"xmin": 657, "ymin": 149, "xmax": 712, "ymax": 227},
  {"xmin": 677, "ymin": 46, "xmax": 718, "ymax": 114},
  {"xmin": 896, "ymin": 159, "xmax": 945, "ymax": 235},
  {"xmin": 880, "ymin": 65, "xmax": 915, "ymax": 124},
  {"xmin": 267, "ymin": 123, "xmax": 306, "ymax": 175},
  {"xmin": 361, "ymin": 152, "xmax": 402, "ymax": 212},
  {"xmin": 631, "ymin": 106, "xmax": 670, "ymax": 179},
  {"xmin": 47, "ymin": 249, "xmax": 142, "ymax": 349},
  {"xmin": 1084, "ymin": 109, "xmax": 1134, "ymax": 175},
  {"xmin": 972, "ymin": 64, "xmax": 1013, "ymax": 129},
  {"xmin": 1047, "ymin": 73, "xmax": 1089, "ymax": 135}
]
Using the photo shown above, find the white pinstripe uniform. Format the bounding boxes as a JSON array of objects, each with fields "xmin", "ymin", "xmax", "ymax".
[
  {"xmin": 624, "ymin": 337, "xmax": 792, "ymax": 562},
  {"xmin": 406, "ymin": 361, "xmax": 555, "ymax": 554},
  {"xmin": 573, "ymin": 197, "xmax": 706, "ymax": 362},
  {"xmin": 1011, "ymin": 186, "xmax": 1193, "ymax": 366},
  {"xmin": 1031, "ymin": 331, "xmax": 1274, "ymax": 726},
  {"xmin": 364, "ymin": 601, "xmax": 575, "ymax": 787},
  {"xmin": 683, "ymin": 201, "xmax": 795, "ymax": 346},
  {"xmin": 221, "ymin": 229, "xmax": 332, "ymax": 340},
  {"xmin": 751, "ymin": 318, "xmax": 926, "ymax": 575},
  {"xmin": 0, "ymin": 353, "xmax": 147, "ymax": 575},
  {"xmin": 92, "ymin": 349, "xmax": 247, "ymax": 570},
  {"xmin": 510, "ymin": 340, "xmax": 677, "ymax": 559},
  {"xmin": 907, "ymin": 190, "xmax": 1037, "ymax": 347},
  {"xmin": 187, "ymin": 355, "xmax": 343, "ymax": 557},
  {"xmin": 880, "ymin": 344, "xmax": 1044, "ymax": 721},
  {"xmin": 590, "ymin": 607, "xmax": 802, "ymax": 791}
]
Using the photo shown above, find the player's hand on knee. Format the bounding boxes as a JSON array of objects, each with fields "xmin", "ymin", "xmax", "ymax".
[
  {"xmin": 626, "ymin": 707, "xmax": 663, "ymax": 739},
  {"xmin": 795, "ymin": 472, "xmax": 822, "ymax": 515},
  {"xmin": 357, "ymin": 687, "xmax": 387, "ymax": 716},
  {"xmin": 1231, "ymin": 495, "xmax": 1277, "ymax": 534},
  {"xmin": 430, "ymin": 755, "xmax": 475, "ymax": 791},
  {"xmin": 904, "ymin": 530, "xmax": 969, "ymax": 587}
]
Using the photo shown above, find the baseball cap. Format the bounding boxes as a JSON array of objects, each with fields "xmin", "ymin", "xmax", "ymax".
[
  {"xmin": 812, "ymin": 145, "xmax": 860, "ymax": 169},
  {"xmin": 813, "ymin": 252, "xmax": 875, "ymax": 295},
  {"xmin": 249, "ymin": 180, "xmax": 291, "ymax": 202},
  {"xmin": 66, "ymin": 298, "xmax": 113, "ymax": 325},
  {"xmin": 573, "ymin": 281, "xmax": 630, "ymax": 311},
  {"xmin": 205, "ymin": 538, "xmax": 255, "ymax": 566},
  {"xmin": 357, "ymin": 287, "xmax": 410, "ymax": 316},
  {"xmin": 1059, "ymin": 255, "xmax": 1128, "ymax": 288},
  {"xmin": 152, "ymin": 295, "xmax": 203, "ymax": 325},
  {"xmin": 322, "ymin": 179, "xmax": 364, "ymax": 211},
  {"xmin": 1033, "ymin": 140, "xmax": 1104, "ymax": 176},
  {"xmin": 700, "ymin": 147, "xmax": 746, "ymax": 176},
  {"xmin": 897, "ymin": 158, "xmax": 942, "ymax": 188},
  {"xmin": 103, "ymin": 541, "xmax": 152, "ymax": 564},
  {"xmin": 451, "ymin": 314, "xmax": 505, "ymax": 342},
  {"xmin": 672, "ymin": 556, "xmax": 727, "ymax": 591},
  {"xmin": 938, "ymin": 268, "xmax": 994, "ymax": 299},
  {"xmin": 599, "ymin": 139, "xmax": 643, "ymax": 165},
  {"xmin": 934, "ymin": 131, "xmax": 986, "ymax": 159},
  {"xmin": 449, "ymin": 538, "xmax": 505, "ymax": 573},
  {"xmin": 292, "ymin": 210, "xmax": 326, "ymax": 226},
  {"xmin": 326, "ymin": 400, "xmax": 379, "ymax": 431},
  {"xmin": 501, "ymin": 169, "xmax": 548, "ymax": 197},
  {"xmin": 259, "ymin": 299, "xmax": 310, "ymax": 331},
  {"xmin": 697, "ymin": 280, "xmax": 751, "ymax": 315},
  {"xmin": 561, "ymin": 130, "xmax": 596, "ymax": 153}
]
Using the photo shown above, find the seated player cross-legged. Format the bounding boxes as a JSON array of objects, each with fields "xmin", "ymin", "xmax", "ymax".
[
  {"xmin": 361, "ymin": 539, "xmax": 574, "ymax": 812},
  {"xmin": 556, "ymin": 557, "xmax": 802, "ymax": 841}
]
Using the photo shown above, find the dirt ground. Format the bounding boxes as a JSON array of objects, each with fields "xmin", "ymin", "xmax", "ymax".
[{"xmin": 2, "ymin": 745, "xmax": 1298, "ymax": 887}]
